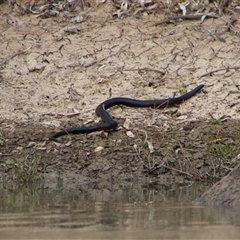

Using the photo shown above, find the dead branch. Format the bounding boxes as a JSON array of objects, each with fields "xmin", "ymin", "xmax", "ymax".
[
  {"xmin": 123, "ymin": 67, "xmax": 165, "ymax": 75},
  {"xmin": 199, "ymin": 66, "xmax": 240, "ymax": 78},
  {"xmin": 154, "ymin": 14, "xmax": 219, "ymax": 26},
  {"xmin": 219, "ymin": 16, "xmax": 239, "ymax": 36},
  {"xmin": 221, "ymin": 16, "xmax": 238, "ymax": 34}
]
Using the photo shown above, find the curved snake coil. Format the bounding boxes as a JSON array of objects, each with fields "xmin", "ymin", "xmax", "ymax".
[{"xmin": 50, "ymin": 84, "xmax": 204, "ymax": 142}]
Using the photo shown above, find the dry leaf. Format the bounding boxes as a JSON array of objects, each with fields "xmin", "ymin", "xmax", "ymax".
[
  {"xmin": 126, "ymin": 131, "xmax": 135, "ymax": 138},
  {"xmin": 123, "ymin": 118, "xmax": 131, "ymax": 130},
  {"xmin": 94, "ymin": 146, "xmax": 104, "ymax": 152}
]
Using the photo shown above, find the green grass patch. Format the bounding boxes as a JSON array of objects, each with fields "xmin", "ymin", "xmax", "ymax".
[
  {"xmin": 210, "ymin": 118, "xmax": 221, "ymax": 125},
  {"xmin": 11, "ymin": 153, "xmax": 41, "ymax": 184},
  {"xmin": 144, "ymin": 96, "xmax": 154, "ymax": 100}
]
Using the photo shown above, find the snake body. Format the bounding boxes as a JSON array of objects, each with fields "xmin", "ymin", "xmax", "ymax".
[{"xmin": 50, "ymin": 84, "xmax": 204, "ymax": 142}]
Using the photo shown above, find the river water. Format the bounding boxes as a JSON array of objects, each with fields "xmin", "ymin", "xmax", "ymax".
[{"xmin": 0, "ymin": 183, "xmax": 240, "ymax": 239}]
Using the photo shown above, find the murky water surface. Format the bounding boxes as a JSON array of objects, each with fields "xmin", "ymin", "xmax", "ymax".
[{"xmin": 0, "ymin": 183, "xmax": 240, "ymax": 239}]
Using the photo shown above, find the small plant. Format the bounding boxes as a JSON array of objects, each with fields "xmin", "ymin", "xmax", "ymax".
[
  {"xmin": 13, "ymin": 153, "xmax": 40, "ymax": 184},
  {"xmin": 141, "ymin": 42, "xmax": 146, "ymax": 48},
  {"xmin": 62, "ymin": 96, "xmax": 70, "ymax": 105},
  {"xmin": 176, "ymin": 84, "xmax": 186, "ymax": 95},
  {"xmin": 57, "ymin": 169, "xmax": 64, "ymax": 190},
  {"xmin": 111, "ymin": 75, "xmax": 119, "ymax": 81},
  {"xmin": 144, "ymin": 96, "xmax": 154, "ymax": 100},
  {"xmin": 134, "ymin": 131, "xmax": 156, "ymax": 171},
  {"xmin": 211, "ymin": 118, "xmax": 221, "ymax": 125},
  {"xmin": 200, "ymin": 132, "xmax": 216, "ymax": 142},
  {"xmin": 150, "ymin": 54, "xmax": 157, "ymax": 61}
]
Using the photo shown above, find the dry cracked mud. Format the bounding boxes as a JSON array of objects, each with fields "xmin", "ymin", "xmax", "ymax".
[{"xmin": 0, "ymin": 1, "xmax": 240, "ymax": 187}]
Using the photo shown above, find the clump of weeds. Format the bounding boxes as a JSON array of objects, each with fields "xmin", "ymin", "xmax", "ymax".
[
  {"xmin": 5, "ymin": 153, "xmax": 41, "ymax": 184},
  {"xmin": 176, "ymin": 84, "xmax": 187, "ymax": 95},
  {"xmin": 198, "ymin": 120, "xmax": 240, "ymax": 180}
]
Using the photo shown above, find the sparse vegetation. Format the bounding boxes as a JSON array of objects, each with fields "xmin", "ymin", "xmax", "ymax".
[
  {"xmin": 130, "ymin": 118, "xmax": 240, "ymax": 182},
  {"xmin": 10, "ymin": 153, "xmax": 41, "ymax": 184},
  {"xmin": 176, "ymin": 84, "xmax": 186, "ymax": 95},
  {"xmin": 210, "ymin": 118, "xmax": 221, "ymax": 125},
  {"xmin": 62, "ymin": 96, "xmax": 70, "ymax": 105},
  {"xmin": 0, "ymin": 0, "xmax": 239, "ymax": 187},
  {"xmin": 111, "ymin": 75, "xmax": 120, "ymax": 81},
  {"xmin": 144, "ymin": 96, "xmax": 154, "ymax": 100},
  {"xmin": 57, "ymin": 170, "xmax": 64, "ymax": 191}
]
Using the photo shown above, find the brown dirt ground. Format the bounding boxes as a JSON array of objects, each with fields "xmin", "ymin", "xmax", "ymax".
[{"xmin": 0, "ymin": 1, "xmax": 240, "ymax": 186}]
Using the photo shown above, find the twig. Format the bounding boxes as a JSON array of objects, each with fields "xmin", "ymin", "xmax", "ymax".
[
  {"xmin": 219, "ymin": 16, "xmax": 238, "ymax": 35},
  {"xmin": 206, "ymin": 17, "xmax": 238, "ymax": 43},
  {"xmin": 207, "ymin": 30, "xmax": 226, "ymax": 43},
  {"xmin": 221, "ymin": 164, "xmax": 233, "ymax": 172},
  {"xmin": 220, "ymin": 90, "xmax": 240, "ymax": 101},
  {"xmin": 57, "ymin": 112, "xmax": 80, "ymax": 117},
  {"xmin": 123, "ymin": 67, "xmax": 165, "ymax": 75},
  {"xmin": 199, "ymin": 66, "xmax": 240, "ymax": 78},
  {"xmin": 162, "ymin": 164, "xmax": 193, "ymax": 177},
  {"xmin": 154, "ymin": 14, "xmax": 218, "ymax": 26},
  {"xmin": 210, "ymin": 158, "xmax": 216, "ymax": 177}
]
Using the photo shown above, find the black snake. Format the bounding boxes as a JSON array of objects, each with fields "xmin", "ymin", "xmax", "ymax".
[{"xmin": 50, "ymin": 84, "xmax": 204, "ymax": 142}]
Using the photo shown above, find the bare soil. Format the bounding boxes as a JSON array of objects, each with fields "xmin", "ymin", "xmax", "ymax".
[{"xmin": 0, "ymin": 1, "xmax": 240, "ymax": 186}]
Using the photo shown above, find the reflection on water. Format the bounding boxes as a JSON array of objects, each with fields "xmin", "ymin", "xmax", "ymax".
[{"xmin": 0, "ymin": 183, "xmax": 240, "ymax": 239}]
